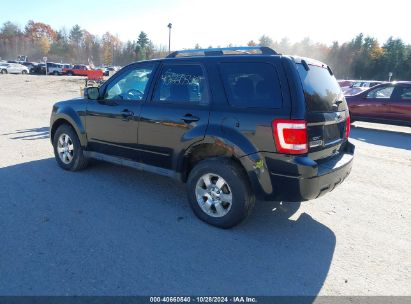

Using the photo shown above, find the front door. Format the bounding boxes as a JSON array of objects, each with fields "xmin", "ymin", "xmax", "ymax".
[
  {"xmin": 357, "ymin": 85, "xmax": 394, "ymax": 119},
  {"xmin": 85, "ymin": 63, "xmax": 156, "ymax": 160},
  {"xmin": 138, "ymin": 63, "xmax": 210, "ymax": 170}
]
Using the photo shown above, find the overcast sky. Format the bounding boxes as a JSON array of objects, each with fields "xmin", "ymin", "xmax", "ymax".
[{"xmin": 2, "ymin": 0, "xmax": 409, "ymax": 49}]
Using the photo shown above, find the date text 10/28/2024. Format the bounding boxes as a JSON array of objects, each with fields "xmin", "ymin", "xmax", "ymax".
[{"xmin": 150, "ymin": 297, "xmax": 257, "ymax": 303}]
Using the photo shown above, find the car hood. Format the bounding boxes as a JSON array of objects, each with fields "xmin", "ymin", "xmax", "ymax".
[{"xmin": 53, "ymin": 97, "xmax": 86, "ymax": 110}]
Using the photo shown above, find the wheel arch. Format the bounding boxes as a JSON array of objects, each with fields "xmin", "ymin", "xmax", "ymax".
[
  {"xmin": 50, "ymin": 111, "xmax": 87, "ymax": 147},
  {"xmin": 179, "ymin": 135, "xmax": 274, "ymax": 199}
]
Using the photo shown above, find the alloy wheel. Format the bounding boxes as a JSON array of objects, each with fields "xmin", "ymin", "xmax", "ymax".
[
  {"xmin": 57, "ymin": 133, "xmax": 74, "ymax": 164},
  {"xmin": 195, "ymin": 173, "xmax": 233, "ymax": 217}
]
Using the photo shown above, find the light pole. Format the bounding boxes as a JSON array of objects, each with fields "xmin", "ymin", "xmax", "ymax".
[{"xmin": 167, "ymin": 23, "xmax": 172, "ymax": 53}]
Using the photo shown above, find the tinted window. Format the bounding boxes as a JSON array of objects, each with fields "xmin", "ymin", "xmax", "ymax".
[
  {"xmin": 296, "ymin": 64, "xmax": 346, "ymax": 112},
  {"xmin": 398, "ymin": 86, "xmax": 411, "ymax": 100},
  {"xmin": 153, "ymin": 64, "xmax": 208, "ymax": 104},
  {"xmin": 367, "ymin": 86, "xmax": 394, "ymax": 99},
  {"xmin": 220, "ymin": 62, "xmax": 282, "ymax": 108},
  {"xmin": 105, "ymin": 64, "xmax": 154, "ymax": 101}
]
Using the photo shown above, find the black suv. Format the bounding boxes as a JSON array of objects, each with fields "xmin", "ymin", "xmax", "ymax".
[{"xmin": 50, "ymin": 46, "xmax": 354, "ymax": 228}]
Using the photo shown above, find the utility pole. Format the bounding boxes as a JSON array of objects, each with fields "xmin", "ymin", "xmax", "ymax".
[
  {"xmin": 167, "ymin": 23, "xmax": 172, "ymax": 53},
  {"xmin": 112, "ymin": 44, "xmax": 114, "ymax": 66}
]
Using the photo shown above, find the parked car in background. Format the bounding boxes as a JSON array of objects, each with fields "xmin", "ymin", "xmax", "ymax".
[
  {"xmin": 47, "ymin": 62, "xmax": 65, "ymax": 75},
  {"xmin": 0, "ymin": 63, "xmax": 29, "ymax": 74},
  {"xmin": 20, "ymin": 61, "xmax": 37, "ymax": 71},
  {"xmin": 338, "ymin": 80, "xmax": 354, "ymax": 90},
  {"xmin": 96, "ymin": 66, "xmax": 118, "ymax": 77},
  {"xmin": 346, "ymin": 82, "xmax": 411, "ymax": 126},
  {"xmin": 62, "ymin": 63, "xmax": 73, "ymax": 70},
  {"xmin": 63, "ymin": 64, "xmax": 103, "ymax": 78},
  {"xmin": 30, "ymin": 63, "xmax": 46, "ymax": 75},
  {"xmin": 344, "ymin": 80, "xmax": 383, "ymax": 96},
  {"xmin": 96, "ymin": 66, "xmax": 109, "ymax": 76}
]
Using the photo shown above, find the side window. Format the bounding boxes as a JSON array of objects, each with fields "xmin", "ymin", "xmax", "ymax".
[
  {"xmin": 367, "ymin": 86, "xmax": 394, "ymax": 99},
  {"xmin": 219, "ymin": 62, "xmax": 283, "ymax": 108},
  {"xmin": 153, "ymin": 64, "xmax": 208, "ymax": 104},
  {"xmin": 105, "ymin": 64, "xmax": 154, "ymax": 101},
  {"xmin": 399, "ymin": 87, "xmax": 411, "ymax": 100}
]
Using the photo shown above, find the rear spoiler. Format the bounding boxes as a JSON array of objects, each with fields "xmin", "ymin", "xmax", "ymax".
[{"xmin": 291, "ymin": 56, "xmax": 334, "ymax": 75}]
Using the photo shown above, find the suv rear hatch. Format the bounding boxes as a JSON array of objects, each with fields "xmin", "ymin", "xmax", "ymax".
[{"xmin": 295, "ymin": 59, "xmax": 350, "ymax": 161}]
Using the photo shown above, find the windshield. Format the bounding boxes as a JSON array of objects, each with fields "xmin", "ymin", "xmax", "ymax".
[{"xmin": 296, "ymin": 63, "xmax": 346, "ymax": 112}]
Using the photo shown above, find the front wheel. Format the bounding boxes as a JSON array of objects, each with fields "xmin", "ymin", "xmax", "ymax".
[
  {"xmin": 22, "ymin": 70, "xmax": 28, "ymax": 74},
  {"xmin": 186, "ymin": 158, "xmax": 255, "ymax": 228},
  {"xmin": 53, "ymin": 124, "xmax": 89, "ymax": 171},
  {"xmin": 1, "ymin": 69, "xmax": 7, "ymax": 74}
]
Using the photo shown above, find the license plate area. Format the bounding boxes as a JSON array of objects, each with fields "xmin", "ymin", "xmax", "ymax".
[{"xmin": 324, "ymin": 123, "xmax": 343, "ymax": 146}]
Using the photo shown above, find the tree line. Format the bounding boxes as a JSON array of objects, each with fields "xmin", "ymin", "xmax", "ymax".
[
  {"xmin": 1, "ymin": 20, "xmax": 410, "ymax": 80},
  {"xmin": 250, "ymin": 34, "xmax": 411, "ymax": 81},
  {"xmin": 0, "ymin": 21, "xmax": 168, "ymax": 67}
]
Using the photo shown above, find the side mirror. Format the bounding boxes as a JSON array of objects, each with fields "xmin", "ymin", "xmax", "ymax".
[{"xmin": 85, "ymin": 87, "xmax": 100, "ymax": 100}]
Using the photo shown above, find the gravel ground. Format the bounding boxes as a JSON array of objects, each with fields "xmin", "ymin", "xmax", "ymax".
[{"xmin": 0, "ymin": 74, "xmax": 410, "ymax": 296}]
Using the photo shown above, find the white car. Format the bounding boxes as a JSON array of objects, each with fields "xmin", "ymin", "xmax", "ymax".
[
  {"xmin": 47, "ymin": 63, "xmax": 65, "ymax": 75},
  {"xmin": 0, "ymin": 63, "xmax": 30, "ymax": 74}
]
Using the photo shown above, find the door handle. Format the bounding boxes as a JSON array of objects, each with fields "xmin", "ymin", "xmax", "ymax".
[
  {"xmin": 181, "ymin": 114, "xmax": 200, "ymax": 123},
  {"xmin": 121, "ymin": 109, "xmax": 134, "ymax": 121}
]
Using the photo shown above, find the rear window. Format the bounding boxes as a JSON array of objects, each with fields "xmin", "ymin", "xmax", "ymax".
[
  {"xmin": 296, "ymin": 63, "xmax": 346, "ymax": 112},
  {"xmin": 219, "ymin": 62, "xmax": 283, "ymax": 108}
]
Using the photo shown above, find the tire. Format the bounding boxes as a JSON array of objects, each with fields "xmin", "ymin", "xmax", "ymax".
[
  {"xmin": 1, "ymin": 69, "xmax": 7, "ymax": 74},
  {"xmin": 186, "ymin": 158, "xmax": 255, "ymax": 228},
  {"xmin": 52, "ymin": 124, "xmax": 89, "ymax": 171},
  {"xmin": 53, "ymin": 71, "xmax": 59, "ymax": 76},
  {"xmin": 67, "ymin": 72, "xmax": 73, "ymax": 76},
  {"xmin": 22, "ymin": 70, "xmax": 28, "ymax": 74}
]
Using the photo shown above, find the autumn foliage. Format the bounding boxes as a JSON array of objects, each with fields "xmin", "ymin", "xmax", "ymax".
[{"xmin": 0, "ymin": 20, "xmax": 410, "ymax": 80}]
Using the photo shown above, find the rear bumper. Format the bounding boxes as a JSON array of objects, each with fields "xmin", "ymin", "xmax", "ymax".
[{"xmin": 241, "ymin": 141, "xmax": 355, "ymax": 202}]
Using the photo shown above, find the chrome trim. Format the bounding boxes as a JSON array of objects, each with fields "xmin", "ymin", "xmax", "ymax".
[{"xmin": 324, "ymin": 138, "xmax": 342, "ymax": 146}]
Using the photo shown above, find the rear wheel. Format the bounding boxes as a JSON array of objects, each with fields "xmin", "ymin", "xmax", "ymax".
[
  {"xmin": 186, "ymin": 158, "xmax": 255, "ymax": 228},
  {"xmin": 22, "ymin": 70, "xmax": 28, "ymax": 74},
  {"xmin": 1, "ymin": 69, "xmax": 7, "ymax": 74},
  {"xmin": 67, "ymin": 72, "xmax": 73, "ymax": 76},
  {"xmin": 53, "ymin": 71, "xmax": 59, "ymax": 75},
  {"xmin": 53, "ymin": 124, "xmax": 89, "ymax": 171}
]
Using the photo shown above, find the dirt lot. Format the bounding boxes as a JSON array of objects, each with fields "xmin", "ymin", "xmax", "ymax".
[{"xmin": 0, "ymin": 74, "xmax": 410, "ymax": 296}]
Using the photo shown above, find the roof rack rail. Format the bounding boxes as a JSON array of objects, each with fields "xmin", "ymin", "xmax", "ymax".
[{"xmin": 166, "ymin": 46, "xmax": 278, "ymax": 58}]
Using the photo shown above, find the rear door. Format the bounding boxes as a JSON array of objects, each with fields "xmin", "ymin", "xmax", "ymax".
[
  {"xmin": 295, "ymin": 62, "xmax": 349, "ymax": 160},
  {"xmin": 388, "ymin": 85, "xmax": 411, "ymax": 123},
  {"xmin": 138, "ymin": 62, "xmax": 210, "ymax": 170}
]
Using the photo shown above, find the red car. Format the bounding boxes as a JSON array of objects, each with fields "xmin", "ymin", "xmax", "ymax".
[
  {"xmin": 346, "ymin": 82, "xmax": 411, "ymax": 126},
  {"xmin": 63, "ymin": 64, "xmax": 103, "ymax": 78}
]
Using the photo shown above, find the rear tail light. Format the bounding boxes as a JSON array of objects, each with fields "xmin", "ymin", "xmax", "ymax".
[
  {"xmin": 345, "ymin": 114, "xmax": 351, "ymax": 138},
  {"xmin": 272, "ymin": 119, "xmax": 308, "ymax": 154}
]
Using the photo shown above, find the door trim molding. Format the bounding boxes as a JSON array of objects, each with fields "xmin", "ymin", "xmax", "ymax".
[{"xmin": 89, "ymin": 138, "xmax": 170, "ymax": 156}]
